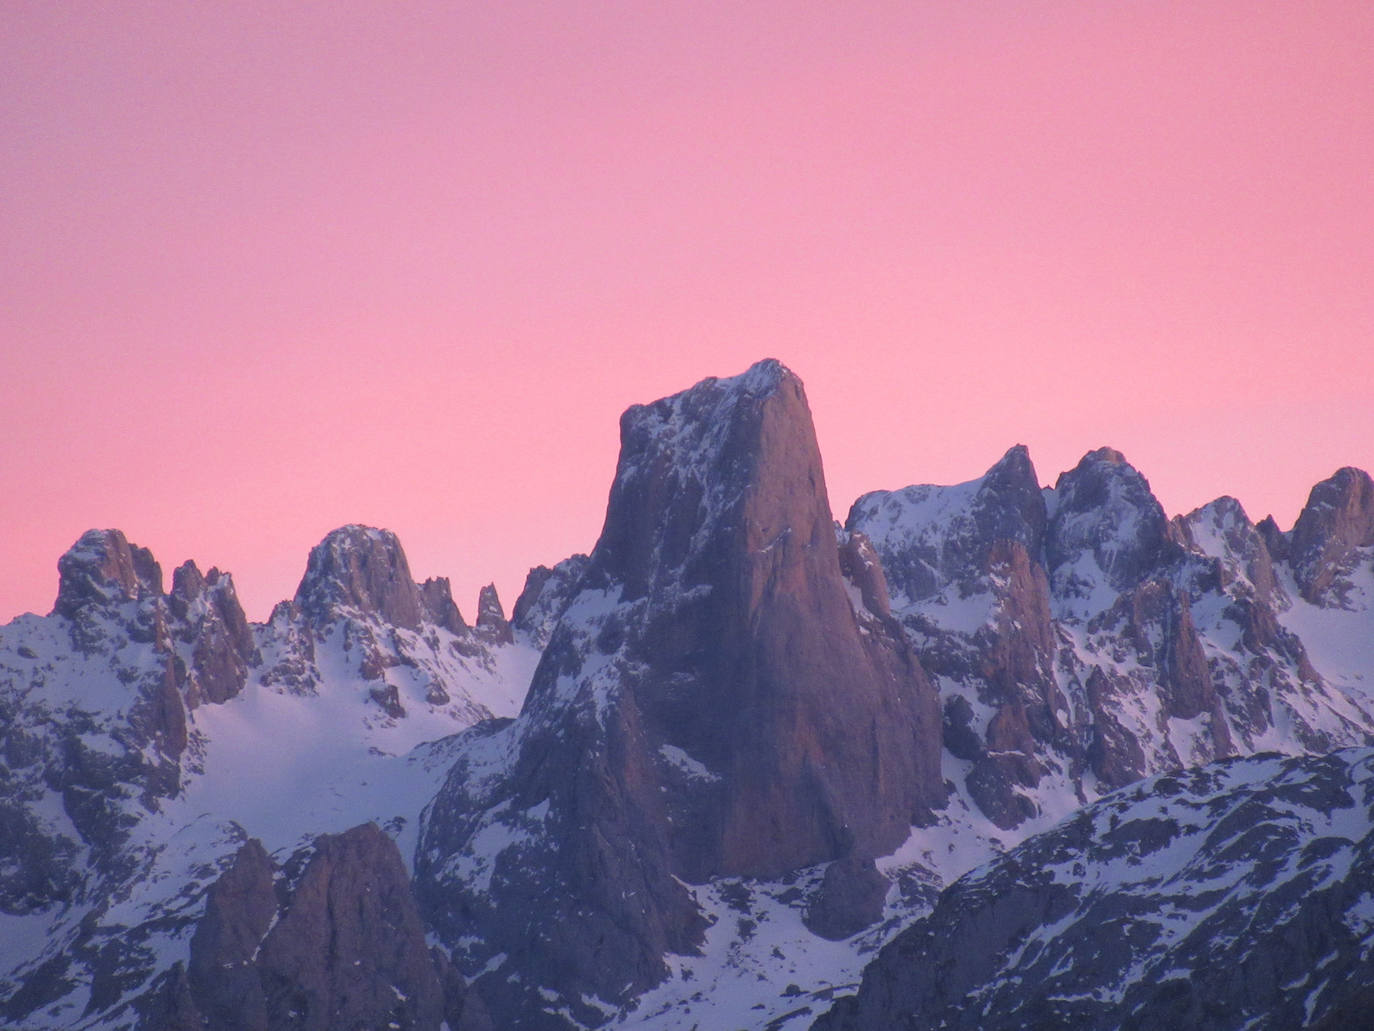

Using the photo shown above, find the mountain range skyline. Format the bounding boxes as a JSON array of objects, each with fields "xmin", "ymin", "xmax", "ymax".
[{"xmin": 4, "ymin": 1, "xmax": 1372, "ymax": 624}]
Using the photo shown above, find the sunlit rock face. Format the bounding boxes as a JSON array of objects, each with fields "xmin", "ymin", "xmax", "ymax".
[{"xmin": 417, "ymin": 359, "xmax": 942, "ymax": 1028}]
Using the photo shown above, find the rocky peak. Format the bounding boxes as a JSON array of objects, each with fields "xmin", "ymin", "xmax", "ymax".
[
  {"xmin": 589, "ymin": 356, "xmax": 812, "ymax": 598},
  {"xmin": 845, "ymin": 445, "xmax": 1047, "ymax": 607},
  {"xmin": 419, "ymin": 576, "xmax": 468, "ymax": 635},
  {"xmin": 511, "ymin": 554, "xmax": 591, "ymax": 649},
  {"xmin": 53, "ymin": 529, "xmax": 163, "ymax": 619},
  {"xmin": 573, "ymin": 356, "xmax": 941, "ymax": 873},
  {"xmin": 474, "ymin": 584, "xmax": 512, "ymax": 644},
  {"xmin": 975, "ymin": 444, "xmax": 1048, "ymax": 554},
  {"xmin": 1176, "ymin": 496, "xmax": 1279, "ymax": 603},
  {"xmin": 417, "ymin": 359, "xmax": 941, "ymax": 1025},
  {"xmin": 293, "ymin": 525, "xmax": 425, "ymax": 630},
  {"xmin": 169, "ymin": 562, "xmax": 253, "ymax": 654},
  {"xmin": 1046, "ymin": 447, "xmax": 1175, "ymax": 609},
  {"xmin": 169, "ymin": 559, "xmax": 207, "ymax": 606},
  {"xmin": 167, "ymin": 560, "xmax": 255, "ymax": 707},
  {"xmin": 1290, "ymin": 466, "xmax": 1374, "ymax": 603}
]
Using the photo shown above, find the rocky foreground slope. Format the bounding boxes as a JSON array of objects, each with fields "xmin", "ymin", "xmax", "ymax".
[
  {"xmin": 814, "ymin": 748, "xmax": 1374, "ymax": 1031},
  {"xmin": 2, "ymin": 358, "xmax": 1373, "ymax": 1030}
]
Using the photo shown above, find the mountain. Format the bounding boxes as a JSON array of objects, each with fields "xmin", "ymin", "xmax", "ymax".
[
  {"xmin": 2, "ymin": 358, "xmax": 1372, "ymax": 1030},
  {"xmin": 813, "ymin": 747, "xmax": 1374, "ymax": 1031},
  {"xmin": 415, "ymin": 358, "xmax": 941, "ymax": 1028},
  {"xmin": 0, "ymin": 526, "xmax": 532, "ymax": 1029},
  {"xmin": 847, "ymin": 444, "xmax": 1374, "ymax": 838}
]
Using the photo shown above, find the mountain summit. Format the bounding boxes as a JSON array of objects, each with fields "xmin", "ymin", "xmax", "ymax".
[{"xmin": 417, "ymin": 359, "xmax": 941, "ymax": 1025}]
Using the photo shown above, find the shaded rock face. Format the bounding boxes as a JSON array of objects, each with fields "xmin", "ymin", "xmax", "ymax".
[
  {"xmin": 294, "ymin": 525, "xmax": 425, "ymax": 630},
  {"xmin": 1290, "ymin": 466, "xmax": 1374, "ymax": 603},
  {"xmin": 815, "ymin": 750, "xmax": 1374, "ymax": 1031},
  {"xmin": 803, "ymin": 854, "xmax": 891, "ymax": 942},
  {"xmin": 474, "ymin": 583, "xmax": 513, "ymax": 644},
  {"xmin": 183, "ymin": 825, "xmax": 456, "ymax": 1031},
  {"xmin": 418, "ymin": 360, "xmax": 942, "ymax": 1027},
  {"xmin": 1047, "ymin": 447, "xmax": 1178, "ymax": 604},
  {"xmin": 511, "ymin": 554, "xmax": 591, "ymax": 648},
  {"xmin": 419, "ymin": 576, "xmax": 468, "ymax": 635},
  {"xmin": 169, "ymin": 561, "xmax": 256, "ymax": 706}
]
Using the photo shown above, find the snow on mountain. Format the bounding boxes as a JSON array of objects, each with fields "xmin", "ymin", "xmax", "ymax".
[
  {"xmin": 0, "ymin": 526, "xmax": 534, "ymax": 1029},
  {"xmin": 850, "ymin": 444, "xmax": 1374, "ymax": 848},
  {"xmin": 3, "ymin": 361, "xmax": 1373, "ymax": 1031},
  {"xmin": 815, "ymin": 747, "xmax": 1374, "ymax": 1031}
]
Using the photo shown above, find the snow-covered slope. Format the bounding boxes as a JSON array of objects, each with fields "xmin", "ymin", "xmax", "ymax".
[{"xmin": 0, "ymin": 527, "xmax": 534, "ymax": 1030}]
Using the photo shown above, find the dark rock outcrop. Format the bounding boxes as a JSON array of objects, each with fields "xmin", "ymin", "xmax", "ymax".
[
  {"xmin": 803, "ymin": 854, "xmax": 891, "ymax": 941},
  {"xmin": 169, "ymin": 561, "xmax": 256, "ymax": 706},
  {"xmin": 474, "ymin": 583, "xmax": 513, "ymax": 644},
  {"xmin": 187, "ymin": 839, "xmax": 278, "ymax": 1031},
  {"xmin": 419, "ymin": 576, "xmax": 468, "ymax": 635},
  {"xmin": 184, "ymin": 825, "xmax": 455, "ymax": 1031}
]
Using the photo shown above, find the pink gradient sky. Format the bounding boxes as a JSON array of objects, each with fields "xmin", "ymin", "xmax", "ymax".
[{"xmin": 3, "ymin": 2, "xmax": 1371, "ymax": 623}]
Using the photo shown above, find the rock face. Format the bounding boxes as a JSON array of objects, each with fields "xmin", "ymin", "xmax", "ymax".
[
  {"xmin": 1290, "ymin": 466, "xmax": 1374, "ymax": 604},
  {"xmin": 177, "ymin": 824, "xmax": 466, "ymax": 1031},
  {"xmin": 417, "ymin": 359, "xmax": 942, "ymax": 1027},
  {"xmin": 53, "ymin": 529, "xmax": 164, "ymax": 622},
  {"xmin": 419, "ymin": 576, "xmax": 468, "ymax": 635},
  {"xmin": 510, "ymin": 554, "xmax": 590, "ymax": 649},
  {"xmin": 850, "ymin": 443, "xmax": 1374, "ymax": 834},
  {"xmin": 295, "ymin": 525, "xmax": 426, "ymax": 630},
  {"xmin": 169, "ymin": 561, "xmax": 256, "ymax": 706},
  {"xmin": 814, "ymin": 749, "xmax": 1374, "ymax": 1031},
  {"xmin": 474, "ymin": 583, "xmax": 513, "ymax": 644}
]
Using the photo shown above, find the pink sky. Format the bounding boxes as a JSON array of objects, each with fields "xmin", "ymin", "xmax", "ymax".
[{"xmin": 3, "ymin": 1, "xmax": 1371, "ymax": 623}]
